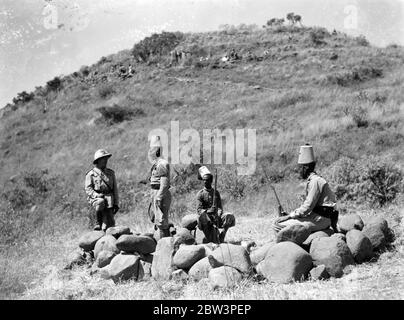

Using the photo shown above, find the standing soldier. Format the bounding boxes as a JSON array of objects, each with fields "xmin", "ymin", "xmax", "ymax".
[
  {"xmin": 148, "ymin": 136, "xmax": 172, "ymax": 239},
  {"xmin": 85, "ymin": 149, "xmax": 119, "ymax": 231},
  {"xmin": 196, "ymin": 166, "xmax": 235, "ymax": 243},
  {"xmin": 274, "ymin": 144, "xmax": 338, "ymax": 233}
]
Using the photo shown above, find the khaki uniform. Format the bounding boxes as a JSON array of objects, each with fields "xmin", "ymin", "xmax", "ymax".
[
  {"xmin": 196, "ymin": 187, "xmax": 235, "ymax": 243},
  {"xmin": 149, "ymin": 158, "xmax": 171, "ymax": 235},
  {"xmin": 279, "ymin": 172, "xmax": 336, "ymax": 233},
  {"xmin": 85, "ymin": 167, "xmax": 119, "ymax": 230}
]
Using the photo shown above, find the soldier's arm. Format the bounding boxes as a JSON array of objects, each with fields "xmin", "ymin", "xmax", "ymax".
[
  {"xmin": 196, "ymin": 191, "xmax": 207, "ymax": 215},
  {"xmin": 290, "ymin": 179, "xmax": 321, "ymax": 218},
  {"xmin": 216, "ymin": 191, "xmax": 223, "ymax": 215},
  {"xmin": 85, "ymin": 172, "xmax": 101, "ymax": 199}
]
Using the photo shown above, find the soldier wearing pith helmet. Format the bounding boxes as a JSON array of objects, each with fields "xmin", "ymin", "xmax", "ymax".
[
  {"xmin": 274, "ymin": 144, "xmax": 339, "ymax": 233},
  {"xmin": 85, "ymin": 149, "xmax": 119, "ymax": 231},
  {"xmin": 148, "ymin": 135, "xmax": 172, "ymax": 239}
]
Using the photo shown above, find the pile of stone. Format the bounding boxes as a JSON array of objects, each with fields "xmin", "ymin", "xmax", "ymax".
[{"xmin": 66, "ymin": 214, "xmax": 394, "ymax": 288}]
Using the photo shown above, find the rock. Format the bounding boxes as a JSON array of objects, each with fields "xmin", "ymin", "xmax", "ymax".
[
  {"xmin": 209, "ymin": 266, "xmax": 242, "ymax": 289},
  {"xmin": 346, "ymin": 230, "xmax": 374, "ymax": 263},
  {"xmin": 302, "ymin": 230, "xmax": 333, "ymax": 248},
  {"xmin": 173, "ymin": 245, "xmax": 206, "ymax": 269},
  {"xmin": 276, "ymin": 224, "xmax": 310, "ymax": 245},
  {"xmin": 209, "ymin": 243, "xmax": 252, "ymax": 274},
  {"xmin": 189, "ymin": 257, "xmax": 213, "ymax": 281},
  {"xmin": 181, "ymin": 214, "xmax": 199, "ymax": 230},
  {"xmin": 151, "ymin": 237, "xmax": 176, "ymax": 280},
  {"xmin": 331, "ymin": 233, "xmax": 346, "ymax": 242},
  {"xmin": 94, "ymin": 250, "xmax": 117, "ymax": 268},
  {"xmin": 94, "ymin": 235, "xmax": 119, "ymax": 258},
  {"xmin": 140, "ymin": 261, "xmax": 152, "ymax": 278},
  {"xmin": 105, "ymin": 226, "xmax": 131, "ymax": 239},
  {"xmin": 140, "ymin": 232, "xmax": 157, "ymax": 243},
  {"xmin": 310, "ymin": 236, "xmax": 355, "ymax": 278},
  {"xmin": 78, "ymin": 231, "xmax": 105, "ymax": 251},
  {"xmin": 107, "ymin": 254, "xmax": 144, "ymax": 283},
  {"xmin": 310, "ymin": 265, "xmax": 330, "ymax": 280},
  {"xmin": 116, "ymin": 235, "xmax": 156, "ymax": 254},
  {"xmin": 362, "ymin": 225, "xmax": 387, "ymax": 252},
  {"xmin": 173, "ymin": 228, "xmax": 196, "ymax": 247},
  {"xmin": 366, "ymin": 217, "xmax": 388, "ymax": 233},
  {"xmin": 338, "ymin": 214, "xmax": 364, "ymax": 233},
  {"xmin": 139, "ymin": 253, "xmax": 153, "ymax": 264},
  {"xmin": 170, "ymin": 269, "xmax": 189, "ymax": 281},
  {"xmin": 195, "ymin": 228, "xmax": 208, "ymax": 244},
  {"xmin": 249, "ymin": 242, "xmax": 275, "ymax": 265},
  {"xmin": 259, "ymin": 242, "xmax": 313, "ymax": 283}
]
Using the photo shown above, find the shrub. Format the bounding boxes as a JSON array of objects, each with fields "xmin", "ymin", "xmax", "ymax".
[
  {"xmin": 46, "ymin": 77, "xmax": 62, "ymax": 92},
  {"xmin": 326, "ymin": 66, "xmax": 383, "ymax": 86},
  {"xmin": 96, "ymin": 104, "xmax": 145, "ymax": 124},
  {"xmin": 309, "ymin": 28, "xmax": 329, "ymax": 46},
  {"xmin": 355, "ymin": 35, "xmax": 369, "ymax": 46},
  {"xmin": 327, "ymin": 156, "xmax": 403, "ymax": 206},
  {"xmin": 97, "ymin": 83, "xmax": 115, "ymax": 99},
  {"xmin": 342, "ymin": 103, "xmax": 369, "ymax": 128}
]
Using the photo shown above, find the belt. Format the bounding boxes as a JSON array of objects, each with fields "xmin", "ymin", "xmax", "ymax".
[{"xmin": 150, "ymin": 184, "xmax": 160, "ymax": 190}]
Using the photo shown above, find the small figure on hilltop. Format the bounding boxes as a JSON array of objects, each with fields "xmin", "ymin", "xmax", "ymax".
[
  {"xmin": 196, "ymin": 166, "xmax": 236, "ymax": 243},
  {"xmin": 85, "ymin": 149, "xmax": 119, "ymax": 231},
  {"xmin": 273, "ymin": 144, "xmax": 339, "ymax": 233},
  {"xmin": 148, "ymin": 136, "xmax": 172, "ymax": 239}
]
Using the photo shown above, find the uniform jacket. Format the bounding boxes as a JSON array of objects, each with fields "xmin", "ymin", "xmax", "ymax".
[
  {"xmin": 196, "ymin": 187, "xmax": 223, "ymax": 216},
  {"xmin": 150, "ymin": 158, "xmax": 170, "ymax": 201},
  {"xmin": 85, "ymin": 167, "xmax": 119, "ymax": 206},
  {"xmin": 290, "ymin": 172, "xmax": 336, "ymax": 218}
]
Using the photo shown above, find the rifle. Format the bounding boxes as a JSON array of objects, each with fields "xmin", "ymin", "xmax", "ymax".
[
  {"xmin": 261, "ymin": 165, "xmax": 285, "ymax": 217},
  {"xmin": 211, "ymin": 168, "xmax": 220, "ymax": 243}
]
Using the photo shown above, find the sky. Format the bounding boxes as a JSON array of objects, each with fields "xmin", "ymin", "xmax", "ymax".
[{"xmin": 0, "ymin": 0, "xmax": 403, "ymax": 108}]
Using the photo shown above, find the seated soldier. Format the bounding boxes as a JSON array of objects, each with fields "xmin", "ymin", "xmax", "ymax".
[
  {"xmin": 196, "ymin": 166, "xmax": 235, "ymax": 243},
  {"xmin": 85, "ymin": 149, "xmax": 119, "ymax": 231},
  {"xmin": 273, "ymin": 144, "xmax": 339, "ymax": 234}
]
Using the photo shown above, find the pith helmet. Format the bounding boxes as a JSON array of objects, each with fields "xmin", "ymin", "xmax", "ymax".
[
  {"xmin": 93, "ymin": 149, "xmax": 112, "ymax": 164},
  {"xmin": 150, "ymin": 135, "xmax": 162, "ymax": 148},
  {"xmin": 298, "ymin": 144, "xmax": 315, "ymax": 164},
  {"xmin": 198, "ymin": 166, "xmax": 212, "ymax": 180}
]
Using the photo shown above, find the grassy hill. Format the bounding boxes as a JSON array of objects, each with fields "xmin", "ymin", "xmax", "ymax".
[{"xmin": 1, "ymin": 24, "xmax": 403, "ymax": 299}]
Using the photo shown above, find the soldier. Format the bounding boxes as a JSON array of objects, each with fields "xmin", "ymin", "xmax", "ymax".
[
  {"xmin": 274, "ymin": 145, "xmax": 338, "ymax": 233},
  {"xmin": 196, "ymin": 166, "xmax": 235, "ymax": 243},
  {"xmin": 148, "ymin": 136, "xmax": 172, "ymax": 239},
  {"xmin": 85, "ymin": 149, "xmax": 119, "ymax": 231}
]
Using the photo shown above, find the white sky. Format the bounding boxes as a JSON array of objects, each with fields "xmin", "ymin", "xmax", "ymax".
[{"xmin": 0, "ymin": 0, "xmax": 403, "ymax": 107}]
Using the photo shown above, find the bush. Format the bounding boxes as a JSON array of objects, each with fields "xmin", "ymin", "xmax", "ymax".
[
  {"xmin": 342, "ymin": 103, "xmax": 369, "ymax": 128},
  {"xmin": 326, "ymin": 66, "xmax": 383, "ymax": 86},
  {"xmin": 97, "ymin": 83, "xmax": 115, "ymax": 99},
  {"xmin": 46, "ymin": 77, "xmax": 62, "ymax": 92},
  {"xmin": 96, "ymin": 104, "xmax": 145, "ymax": 124},
  {"xmin": 309, "ymin": 28, "xmax": 329, "ymax": 46},
  {"xmin": 327, "ymin": 156, "xmax": 403, "ymax": 206},
  {"xmin": 355, "ymin": 35, "xmax": 369, "ymax": 46}
]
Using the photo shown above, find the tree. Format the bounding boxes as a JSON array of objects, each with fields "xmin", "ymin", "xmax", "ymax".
[
  {"xmin": 286, "ymin": 12, "xmax": 295, "ymax": 25},
  {"xmin": 294, "ymin": 14, "xmax": 303, "ymax": 27}
]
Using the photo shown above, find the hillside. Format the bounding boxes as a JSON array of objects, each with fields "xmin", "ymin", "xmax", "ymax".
[{"xmin": 0, "ymin": 24, "xmax": 403, "ymax": 299}]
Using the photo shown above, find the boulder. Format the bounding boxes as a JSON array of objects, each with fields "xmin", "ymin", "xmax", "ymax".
[
  {"xmin": 346, "ymin": 230, "xmax": 374, "ymax": 263},
  {"xmin": 116, "ymin": 235, "xmax": 156, "ymax": 254},
  {"xmin": 276, "ymin": 224, "xmax": 310, "ymax": 245},
  {"xmin": 209, "ymin": 266, "xmax": 242, "ymax": 290},
  {"xmin": 188, "ymin": 257, "xmax": 213, "ymax": 281},
  {"xmin": 78, "ymin": 231, "xmax": 105, "ymax": 251},
  {"xmin": 249, "ymin": 242, "xmax": 275, "ymax": 265},
  {"xmin": 140, "ymin": 233, "xmax": 157, "ymax": 243},
  {"xmin": 338, "ymin": 214, "xmax": 364, "ymax": 233},
  {"xmin": 181, "ymin": 214, "xmax": 199, "ymax": 230},
  {"xmin": 310, "ymin": 236, "xmax": 355, "ymax": 278},
  {"xmin": 310, "ymin": 265, "xmax": 330, "ymax": 280},
  {"xmin": 173, "ymin": 245, "xmax": 205, "ymax": 269},
  {"xmin": 259, "ymin": 242, "xmax": 313, "ymax": 283},
  {"xmin": 362, "ymin": 217, "xmax": 390, "ymax": 251},
  {"xmin": 107, "ymin": 254, "xmax": 144, "ymax": 283},
  {"xmin": 138, "ymin": 253, "xmax": 153, "ymax": 264},
  {"xmin": 151, "ymin": 237, "xmax": 176, "ymax": 280},
  {"xmin": 195, "ymin": 228, "xmax": 208, "ymax": 244},
  {"xmin": 170, "ymin": 269, "xmax": 189, "ymax": 281},
  {"xmin": 209, "ymin": 243, "xmax": 252, "ymax": 274},
  {"xmin": 331, "ymin": 233, "xmax": 346, "ymax": 242},
  {"xmin": 105, "ymin": 226, "xmax": 131, "ymax": 239},
  {"xmin": 302, "ymin": 230, "xmax": 333, "ymax": 248},
  {"xmin": 94, "ymin": 250, "xmax": 117, "ymax": 268},
  {"xmin": 173, "ymin": 228, "xmax": 196, "ymax": 247},
  {"xmin": 94, "ymin": 235, "xmax": 119, "ymax": 258}
]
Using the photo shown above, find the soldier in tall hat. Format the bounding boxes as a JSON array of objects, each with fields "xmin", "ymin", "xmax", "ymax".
[
  {"xmin": 85, "ymin": 149, "xmax": 119, "ymax": 231},
  {"xmin": 273, "ymin": 144, "xmax": 339, "ymax": 233},
  {"xmin": 196, "ymin": 166, "xmax": 236, "ymax": 243},
  {"xmin": 148, "ymin": 135, "xmax": 172, "ymax": 239}
]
